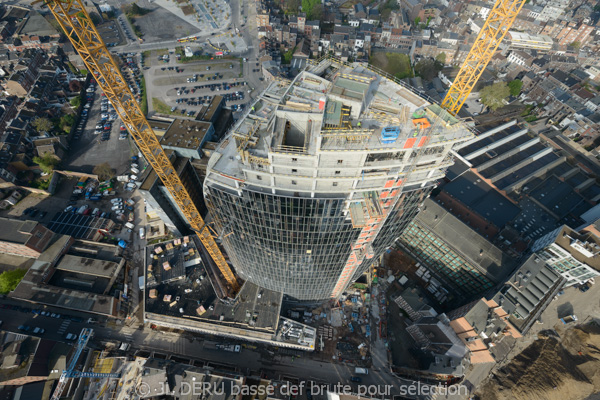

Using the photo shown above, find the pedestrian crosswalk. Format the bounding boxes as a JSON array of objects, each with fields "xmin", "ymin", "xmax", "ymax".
[{"xmin": 57, "ymin": 320, "xmax": 71, "ymax": 335}]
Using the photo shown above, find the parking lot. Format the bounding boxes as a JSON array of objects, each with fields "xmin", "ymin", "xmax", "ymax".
[
  {"xmin": 96, "ymin": 20, "xmax": 125, "ymax": 48},
  {"xmin": 117, "ymin": 15, "xmax": 136, "ymax": 44},
  {"xmin": 145, "ymin": 52, "xmax": 250, "ymax": 116},
  {"xmin": 64, "ymin": 63, "xmax": 139, "ymax": 177},
  {"xmin": 0, "ymin": 171, "xmax": 143, "ymax": 240}
]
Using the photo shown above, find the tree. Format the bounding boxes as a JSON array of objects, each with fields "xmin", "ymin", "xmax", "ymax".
[
  {"xmin": 380, "ymin": 0, "xmax": 399, "ymax": 20},
  {"xmin": 93, "ymin": 163, "xmax": 116, "ymax": 180},
  {"xmin": 128, "ymin": 3, "xmax": 150, "ymax": 16},
  {"xmin": 70, "ymin": 96, "xmax": 81, "ymax": 108},
  {"xmin": 569, "ymin": 41, "xmax": 581, "ymax": 50},
  {"xmin": 68, "ymin": 80, "xmax": 82, "ymax": 92},
  {"xmin": 33, "ymin": 153, "xmax": 60, "ymax": 174},
  {"xmin": 415, "ymin": 58, "xmax": 442, "ymax": 81},
  {"xmin": 508, "ymin": 79, "xmax": 523, "ymax": 97},
  {"xmin": 435, "ymin": 52, "xmax": 446, "ymax": 65},
  {"xmin": 301, "ymin": 0, "xmax": 320, "ymax": 19},
  {"xmin": 0, "ymin": 269, "xmax": 27, "ymax": 294},
  {"xmin": 31, "ymin": 117, "xmax": 53, "ymax": 134},
  {"xmin": 311, "ymin": 3, "xmax": 324, "ymax": 20},
  {"xmin": 284, "ymin": 0, "xmax": 301, "ymax": 14},
  {"xmin": 282, "ymin": 46, "xmax": 295, "ymax": 64},
  {"xmin": 60, "ymin": 114, "xmax": 75, "ymax": 133},
  {"xmin": 414, "ymin": 17, "xmax": 421, "ymax": 26},
  {"xmin": 480, "ymin": 82, "xmax": 510, "ymax": 111}
]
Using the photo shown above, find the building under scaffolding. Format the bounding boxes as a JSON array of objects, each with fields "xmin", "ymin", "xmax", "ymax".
[{"xmin": 204, "ymin": 59, "xmax": 475, "ymax": 301}]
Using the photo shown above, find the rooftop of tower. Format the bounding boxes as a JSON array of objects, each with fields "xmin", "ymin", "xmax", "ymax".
[{"xmin": 206, "ymin": 59, "xmax": 475, "ymax": 191}]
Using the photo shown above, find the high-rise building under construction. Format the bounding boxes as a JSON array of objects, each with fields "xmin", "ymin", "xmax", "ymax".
[{"xmin": 204, "ymin": 59, "xmax": 474, "ymax": 301}]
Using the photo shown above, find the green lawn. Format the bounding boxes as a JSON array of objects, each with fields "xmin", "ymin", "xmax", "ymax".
[
  {"xmin": 369, "ymin": 52, "xmax": 413, "ymax": 79},
  {"xmin": 152, "ymin": 98, "xmax": 186, "ymax": 116}
]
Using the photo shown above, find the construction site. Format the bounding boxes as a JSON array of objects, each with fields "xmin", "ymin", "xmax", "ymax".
[{"xmin": 34, "ymin": 1, "xmax": 542, "ymax": 398}]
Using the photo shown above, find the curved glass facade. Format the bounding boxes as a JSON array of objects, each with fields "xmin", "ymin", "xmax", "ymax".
[
  {"xmin": 207, "ymin": 186, "xmax": 361, "ymax": 300},
  {"xmin": 206, "ymin": 185, "xmax": 430, "ymax": 301}
]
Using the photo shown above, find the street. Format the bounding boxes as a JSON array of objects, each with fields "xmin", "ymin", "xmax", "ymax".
[{"xmin": 0, "ymin": 300, "xmax": 428, "ymax": 399}]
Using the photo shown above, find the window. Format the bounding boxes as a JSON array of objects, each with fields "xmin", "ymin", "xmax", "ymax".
[
  {"xmin": 335, "ymin": 171, "xmax": 341, "ymax": 175},
  {"xmin": 257, "ymin": 175, "xmax": 262, "ymax": 180},
  {"xmin": 292, "ymin": 169, "xmax": 297, "ymax": 173},
  {"xmin": 337, "ymin": 160, "xmax": 343, "ymax": 164},
  {"xmin": 292, "ymin": 180, "xmax": 297, "ymax": 185},
  {"xmin": 292, "ymin": 158, "xmax": 297, "ymax": 162},
  {"xmin": 333, "ymin": 182, "xmax": 338, "ymax": 187},
  {"xmin": 35, "ymin": 231, "xmax": 43, "ymax": 238}
]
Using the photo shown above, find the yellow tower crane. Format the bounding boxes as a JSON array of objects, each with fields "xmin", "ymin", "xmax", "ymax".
[
  {"xmin": 440, "ymin": 0, "xmax": 527, "ymax": 115},
  {"xmin": 40, "ymin": 0, "xmax": 240, "ymax": 293}
]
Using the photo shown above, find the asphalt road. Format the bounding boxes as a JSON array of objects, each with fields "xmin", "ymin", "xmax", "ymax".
[{"xmin": 0, "ymin": 299, "xmax": 426, "ymax": 399}]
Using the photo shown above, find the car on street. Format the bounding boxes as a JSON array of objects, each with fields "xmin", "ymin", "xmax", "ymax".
[{"xmin": 18, "ymin": 325, "xmax": 31, "ymax": 332}]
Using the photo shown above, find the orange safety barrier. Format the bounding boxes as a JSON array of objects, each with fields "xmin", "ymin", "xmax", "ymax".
[{"xmin": 412, "ymin": 118, "xmax": 431, "ymax": 129}]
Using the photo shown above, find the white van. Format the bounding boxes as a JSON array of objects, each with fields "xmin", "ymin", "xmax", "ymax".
[
  {"xmin": 139, "ymin": 227, "xmax": 145, "ymax": 240},
  {"xmin": 125, "ymin": 222, "xmax": 135, "ymax": 230}
]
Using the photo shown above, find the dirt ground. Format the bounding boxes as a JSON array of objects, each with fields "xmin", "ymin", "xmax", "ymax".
[{"xmin": 475, "ymin": 323, "xmax": 600, "ymax": 400}]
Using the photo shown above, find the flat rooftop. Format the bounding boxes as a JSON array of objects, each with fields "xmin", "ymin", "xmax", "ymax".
[
  {"xmin": 0, "ymin": 218, "xmax": 37, "ymax": 245},
  {"xmin": 8, "ymin": 235, "xmax": 122, "ymax": 317},
  {"xmin": 197, "ymin": 95, "xmax": 223, "ymax": 122},
  {"xmin": 416, "ymin": 198, "xmax": 516, "ymax": 284},
  {"xmin": 144, "ymin": 236, "xmax": 315, "ymax": 350},
  {"xmin": 442, "ymin": 170, "xmax": 520, "ymax": 228},
  {"xmin": 55, "ymin": 254, "xmax": 121, "ymax": 278},
  {"xmin": 144, "ymin": 236, "xmax": 280, "ymax": 331},
  {"xmin": 160, "ymin": 119, "xmax": 212, "ymax": 150},
  {"xmin": 530, "ymin": 175, "xmax": 590, "ymax": 219}
]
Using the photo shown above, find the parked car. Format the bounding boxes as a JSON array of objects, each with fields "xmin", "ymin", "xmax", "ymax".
[{"xmin": 580, "ymin": 284, "xmax": 591, "ymax": 293}]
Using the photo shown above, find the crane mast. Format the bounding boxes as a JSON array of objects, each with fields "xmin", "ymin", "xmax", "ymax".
[
  {"xmin": 440, "ymin": 0, "xmax": 527, "ymax": 114},
  {"xmin": 42, "ymin": 0, "xmax": 239, "ymax": 292}
]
